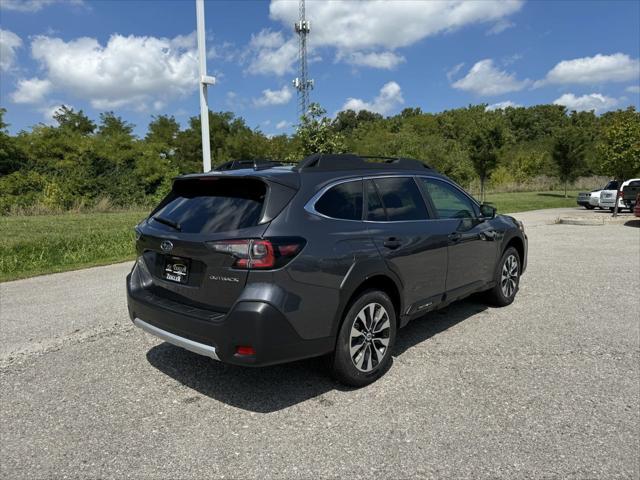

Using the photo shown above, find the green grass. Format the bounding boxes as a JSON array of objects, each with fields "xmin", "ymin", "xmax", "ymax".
[
  {"xmin": 482, "ymin": 190, "xmax": 580, "ymax": 213},
  {"xmin": 0, "ymin": 190, "xmax": 581, "ymax": 282},
  {"xmin": 0, "ymin": 211, "xmax": 147, "ymax": 282}
]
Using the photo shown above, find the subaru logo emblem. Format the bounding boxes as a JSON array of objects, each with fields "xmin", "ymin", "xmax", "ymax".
[{"xmin": 160, "ymin": 240, "xmax": 173, "ymax": 253}]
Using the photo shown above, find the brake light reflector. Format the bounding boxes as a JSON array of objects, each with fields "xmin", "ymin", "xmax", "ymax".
[{"xmin": 236, "ymin": 346, "xmax": 256, "ymax": 356}]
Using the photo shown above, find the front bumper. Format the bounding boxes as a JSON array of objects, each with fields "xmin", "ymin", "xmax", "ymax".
[{"xmin": 127, "ymin": 270, "xmax": 333, "ymax": 367}]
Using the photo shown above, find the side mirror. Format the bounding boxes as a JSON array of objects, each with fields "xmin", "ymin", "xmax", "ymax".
[{"xmin": 480, "ymin": 204, "xmax": 496, "ymax": 219}]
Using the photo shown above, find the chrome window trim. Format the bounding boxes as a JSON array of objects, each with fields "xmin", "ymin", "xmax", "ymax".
[
  {"xmin": 303, "ymin": 177, "xmax": 364, "ymax": 222},
  {"xmin": 304, "ymin": 173, "xmax": 480, "ymax": 223}
]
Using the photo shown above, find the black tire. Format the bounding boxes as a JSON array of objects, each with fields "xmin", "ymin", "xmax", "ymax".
[
  {"xmin": 484, "ymin": 247, "xmax": 521, "ymax": 307},
  {"xmin": 610, "ymin": 207, "xmax": 615, "ymax": 212},
  {"xmin": 585, "ymin": 205, "xmax": 595, "ymax": 210},
  {"xmin": 331, "ymin": 290, "xmax": 397, "ymax": 387}
]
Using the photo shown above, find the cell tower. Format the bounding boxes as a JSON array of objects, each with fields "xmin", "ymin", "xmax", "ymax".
[{"xmin": 292, "ymin": 0, "xmax": 313, "ymax": 119}]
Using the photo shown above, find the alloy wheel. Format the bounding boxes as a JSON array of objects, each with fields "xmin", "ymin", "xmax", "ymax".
[
  {"xmin": 349, "ymin": 303, "xmax": 391, "ymax": 372},
  {"xmin": 501, "ymin": 254, "xmax": 519, "ymax": 298}
]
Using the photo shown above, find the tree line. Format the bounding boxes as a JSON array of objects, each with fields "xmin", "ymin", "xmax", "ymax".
[{"xmin": 0, "ymin": 103, "xmax": 638, "ymax": 214}]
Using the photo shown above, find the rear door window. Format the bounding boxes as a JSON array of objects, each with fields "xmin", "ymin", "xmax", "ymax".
[
  {"xmin": 372, "ymin": 177, "xmax": 428, "ymax": 221},
  {"xmin": 151, "ymin": 177, "xmax": 266, "ymax": 234},
  {"xmin": 365, "ymin": 180, "xmax": 387, "ymax": 221},
  {"xmin": 315, "ymin": 180, "xmax": 363, "ymax": 220}
]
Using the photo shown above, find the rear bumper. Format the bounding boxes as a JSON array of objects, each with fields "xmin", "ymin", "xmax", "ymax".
[
  {"xmin": 127, "ymin": 268, "xmax": 333, "ymax": 367},
  {"xmin": 134, "ymin": 318, "xmax": 220, "ymax": 360}
]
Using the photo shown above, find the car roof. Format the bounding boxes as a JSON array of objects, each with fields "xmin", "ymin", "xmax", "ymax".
[{"xmin": 177, "ymin": 154, "xmax": 444, "ymax": 190}]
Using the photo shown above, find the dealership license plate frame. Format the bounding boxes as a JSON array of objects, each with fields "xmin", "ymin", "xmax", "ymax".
[{"xmin": 162, "ymin": 255, "xmax": 191, "ymax": 284}]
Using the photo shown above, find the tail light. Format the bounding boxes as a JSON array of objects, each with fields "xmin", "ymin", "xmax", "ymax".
[{"xmin": 207, "ymin": 237, "xmax": 305, "ymax": 270}]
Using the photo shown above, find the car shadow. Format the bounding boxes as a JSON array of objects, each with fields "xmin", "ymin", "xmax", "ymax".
[
  {"xmin": 624, "ymin": 219, "xmax": 640, "ymax": 228},
  {"xmin": 145, "ymin": 297, "xmax": 487, "ymax": 413},
  {"xmin": 536, "ymin": 193, "xmax": 569, "ymax": 198}
]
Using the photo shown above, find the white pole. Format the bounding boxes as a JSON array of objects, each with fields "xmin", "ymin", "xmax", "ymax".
[{"xmin": 196, "ymin": 0, "xmax": 214, "ymax": 172}]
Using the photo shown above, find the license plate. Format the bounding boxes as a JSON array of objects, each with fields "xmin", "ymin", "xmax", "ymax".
[{"xmin": 163, "ymin": 255, "xmax": 190, "ymax": 284}]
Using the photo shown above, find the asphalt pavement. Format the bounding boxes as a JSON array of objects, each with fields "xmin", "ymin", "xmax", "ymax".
[{"xmin": 1, "ymin": 208, "xmax": 639, "ymax": 479}]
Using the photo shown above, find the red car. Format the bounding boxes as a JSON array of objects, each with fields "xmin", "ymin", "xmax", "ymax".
[{"xmin": 634, "ymin": 193, "xmax": 640, "ymax": 217}]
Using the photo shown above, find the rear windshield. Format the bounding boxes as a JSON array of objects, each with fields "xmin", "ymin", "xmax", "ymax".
[{"xmin": 151, "ymin": 177, "xmax": 266, "ymax": 234}]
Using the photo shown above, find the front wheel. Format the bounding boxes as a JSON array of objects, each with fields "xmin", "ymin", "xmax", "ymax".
[
  {"xmin": 331, "ymin": 290, "xmax": 397, "ymax": 387},
  {"xmin": 484, "ymin": 247, "xmax": 521, "ymax": 307},
  {"xmin": 585, "ymin": 205, "xmax": 595, "ymax": 210}
]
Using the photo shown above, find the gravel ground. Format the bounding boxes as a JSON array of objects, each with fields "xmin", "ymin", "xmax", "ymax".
[{"xmin": 1, "ymin": 209, "xmax": 639, "ymax": 479}]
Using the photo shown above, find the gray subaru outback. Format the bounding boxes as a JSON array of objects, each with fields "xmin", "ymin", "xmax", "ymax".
[{"xmin": 127, "ymin": 154, "xmax": 527, "ymax": 386}]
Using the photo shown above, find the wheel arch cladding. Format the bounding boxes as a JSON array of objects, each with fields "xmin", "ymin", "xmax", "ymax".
[
  {"xmin": 335, "ymin": 275, "xmax": 402, "ymax": 337},
  {"xmin": 504, "ymin": 236, "xmax": 524, "ymax": 264}
]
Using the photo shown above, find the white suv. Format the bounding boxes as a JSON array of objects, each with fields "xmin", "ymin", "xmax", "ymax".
[
  {"xmin": 578, "ymin": 181, "xmax": 618, "ymax": 209},
  {"xmin": 599, "ymin": 178, "xmax": 639, "ymax": 212}
]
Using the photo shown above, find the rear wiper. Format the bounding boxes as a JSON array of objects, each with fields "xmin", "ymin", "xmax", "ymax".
[{"xmin": 152, "ymin": 215, "xmax": 181, "ymax": 231}]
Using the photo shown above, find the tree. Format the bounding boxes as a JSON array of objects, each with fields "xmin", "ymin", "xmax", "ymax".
[
  {"xmin": 146, "ymin": 115, "xmax": 180, "ymax": 148},
  {"xmin": 597, "ymin": 107, "xmax": 640, "ymax": 216},
  {"xmin": 598, "ymin": 107, "xmax": 640, "ymax": 181},
  {"xmin": 468, "ymin": 112, "xmax": 507, "ymax": 202},
  {"xmin": 97, "ymin": 112, "xmax": 134, "ymax": 137},
  {"xmin": 0, "ymin": 108, "xmax": 28, "ymax": 175},
  {"xmin": 551, "ymin": 127, "xmax": 587, "ymax": 198},
  {"xmin": 52, "ymin": 105, "xmax": 96, "ymax": 135},
  {"xmin": 296, "ymin": 103, "xmax": 346, "ymax": 158}
]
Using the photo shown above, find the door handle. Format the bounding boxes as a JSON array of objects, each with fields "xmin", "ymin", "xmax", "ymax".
[
  {"xmin": 448, "ymin": 232, "xmax": 462, "ymax": 243},
  {"xmin": 383, "ymin": 237, "xmax": 402, "ymax": 249}
]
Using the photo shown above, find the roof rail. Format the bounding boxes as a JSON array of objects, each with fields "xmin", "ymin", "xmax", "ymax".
[
  {"xmin": 214, "ymin": 159, "xmax": 283, "ymax": 171},
  {"xmin": 296, "ymin": 154, "xmax": 430, "ymax": 172}
]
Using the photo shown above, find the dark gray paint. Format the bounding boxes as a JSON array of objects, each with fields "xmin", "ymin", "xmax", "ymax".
[{"xmin": 130, "ymin": 162, "xmax": 528, "ymax": 365}]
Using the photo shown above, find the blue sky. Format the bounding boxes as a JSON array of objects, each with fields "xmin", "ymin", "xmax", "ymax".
[{"xmin": 1, "ymin": 0, "xmax": 639, "ymax": 137}]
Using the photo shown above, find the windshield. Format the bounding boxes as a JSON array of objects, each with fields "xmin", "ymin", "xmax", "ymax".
[
  {"xmin": 150, "ymin": 177, "xmax": 266, "ymax": 234},
  {"xmin": 603, "ymin": 181, "xmax": 619, "ymax": 190}
]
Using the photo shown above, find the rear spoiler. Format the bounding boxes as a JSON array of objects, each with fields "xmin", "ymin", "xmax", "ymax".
[{"xmin": 176, "ymin": 170, "xmax": 300, "ymax": 190}]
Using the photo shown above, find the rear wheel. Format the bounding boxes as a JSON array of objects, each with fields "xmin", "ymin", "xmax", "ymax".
[
  {"xmin": 484, "ymin": 247, "xmax": 521, "ymax": 307},
  {"xmin": 331, "ymin": 290, "xmax": 397, "ymax": 387},
  {"xmin": 585, "ymin": 205, "xmax": 595, "ymax": 210}
]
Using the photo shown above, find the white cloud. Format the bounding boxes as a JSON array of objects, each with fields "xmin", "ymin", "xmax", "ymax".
[
  {"xmin": 276, "ymin": 120, "xmax": 289, "ymax": 129},
  {"xmin": 340, "ymin": 51, "xmax": 405, "ymax": 70},
  {"xmin": 487, "ymin": 100, "xmax": 521, "ymax": 110},
  {"xmin": 253, "ymin": 85, "xmax": 293, "ymax": 107},
  {"xmin": 341, "ymin": 81, "xmax": 404, "ymax": 115},
  {"xmin": 486, "ymin": 19, "xmax": 515, "ymax": 35},
  {"xmin": 10, "ymin": 77, "xmax": 52, "ymax": 104},
  {"xmin": 0, "ymin": 0, "xmax": 84, "ymax": 12},
  {"xmin": 446, "ymin": 62, "xmax": 465, "ymax": 82},
  {"xmin": 553, "ymin": 93, "xmax": 619, "ymax": 114},
  {"xmin": 29, "ymin": 33, "xmax": 199, "ymax": 111},
  {"xmin": 452, "ymin": 59, "xmax": 530, "ymax": 96},
  {"xmin": 246, "ymin": 29, "xmax": 298, "ymax": 76},
  {"xmin": 270, "ymin": 0, "xmax": 523, "ymax": 51},
  {"xmin": 626, "ymin": 85, "xmax": 640, "ymax": 94},
  {"xmin": 0, "ymin": 29, "xmax": 22, "ymax": 72},
  {"xmin": 249, "ymin": 0, "xmax": 523, "ymax": 74},
  {"xmin": 535, "ymin": 53, "xmax": 640, "ymax": 87}
]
